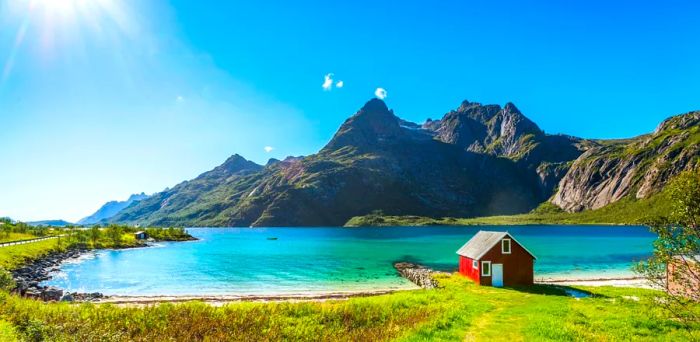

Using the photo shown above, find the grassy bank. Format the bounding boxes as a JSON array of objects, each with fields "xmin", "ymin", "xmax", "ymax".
[
  {"xmin": 0, "ymin": 274, "xmax": 697, "ymax": 341},
  {"xmin": 0, "ymin": 226, "xmax": 194, "ymax": 274},
  {"xmin": 345, "ymin": 194, "xmax": 670, "ymax": 227},
  {"xmin": 0, "ymin": 233, "xmax": 37, "ymax": 244}
]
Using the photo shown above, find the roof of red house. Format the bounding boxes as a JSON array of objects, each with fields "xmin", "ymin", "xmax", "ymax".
[{"xmin": 456, "ymin": 231, "xmax": 536, "ymax": 260}]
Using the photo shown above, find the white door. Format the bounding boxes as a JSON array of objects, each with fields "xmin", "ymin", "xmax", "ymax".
[{"xmin": 492, "ymin": 264, "xmax": 503, "ymax": 287}]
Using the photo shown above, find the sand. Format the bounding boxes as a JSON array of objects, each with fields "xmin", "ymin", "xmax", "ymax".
[{"xmin": 94, "ymin": 275, "xmax": 656, "ymax": 306}]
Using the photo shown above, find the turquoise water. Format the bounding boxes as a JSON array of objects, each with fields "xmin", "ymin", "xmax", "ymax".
[{"xmin": 44, "ymin": 226, "xmax": 655, "ymax": 296}]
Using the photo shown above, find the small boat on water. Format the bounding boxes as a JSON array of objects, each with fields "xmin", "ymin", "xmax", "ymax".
[{"xmin": 267, "ymin": 237, "xmax": 278, "ymax": 240}]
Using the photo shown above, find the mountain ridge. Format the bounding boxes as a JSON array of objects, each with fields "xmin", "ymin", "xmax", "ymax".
[
  {"xmin": 78, "ymin": 192, "xmax": 149, "ymax": 225},
  {"xmin": 108, "ymin": 99, "xmax": 699, "ymax": 226}
]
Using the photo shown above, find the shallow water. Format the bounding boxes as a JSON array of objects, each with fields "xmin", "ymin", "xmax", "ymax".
[{"xmin": 43, "ymin": 226, "xmax": 655, "ymax": 296}]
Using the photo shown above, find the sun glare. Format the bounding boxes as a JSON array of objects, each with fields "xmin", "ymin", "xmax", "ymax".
[
  {"xmin": 2, "ymin": 0, "xmax": 135, "ymax": 82},
  {"xmin": 34, "ymin": 0, "xmax": 77, "ymax": 13}
]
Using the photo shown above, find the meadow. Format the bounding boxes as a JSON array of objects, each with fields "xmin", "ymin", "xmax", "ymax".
[
  {"xmin": 0, "ymin": 273, "xmax": 698, "ymax": 341},
  {"xmin": 0, "ymin": 223, "xmax": 697, "ymax": 341}
]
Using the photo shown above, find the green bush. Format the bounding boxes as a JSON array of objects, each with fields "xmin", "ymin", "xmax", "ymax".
[{"xmin": 0, "ymin": 268, "xmax": 14, "ymax": 292}]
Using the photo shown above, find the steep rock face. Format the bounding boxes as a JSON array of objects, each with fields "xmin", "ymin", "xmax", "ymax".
[
  {"xmin": 552, "ymin": 111, "xmax": 700, "ymax": 211},
  {"xmin": 425, "ymin": 100, "xmax": 585, "ymax": 196}
]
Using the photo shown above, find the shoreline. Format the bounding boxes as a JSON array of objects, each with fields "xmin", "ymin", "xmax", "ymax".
[
  {"xmin": 97, "ymin": 288, "xmax": 414, "ymax": 306},
  {"xmin": 12, "ymin": 237, "xmax": 198, "ymax": 302},
  {"xmin": 22, "ymin": 239, "xmax": 653, "ymax": 304},
  {"xmin": 536, "ymin": 276, "xmax": 653, "ymax": 288},
  {"xmin": 93, "ymin": 275, "xmax": 653, "ymax": 305}
]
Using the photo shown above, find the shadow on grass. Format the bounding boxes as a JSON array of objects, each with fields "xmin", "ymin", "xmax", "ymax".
[{"xmin": 508, "ymin": 284, "xmax": 603, "ymax": 298}]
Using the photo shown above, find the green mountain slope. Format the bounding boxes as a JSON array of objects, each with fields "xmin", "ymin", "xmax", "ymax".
[{"xmin": 110, "ymin": 99, "xmax": 699, "ymax": 227}]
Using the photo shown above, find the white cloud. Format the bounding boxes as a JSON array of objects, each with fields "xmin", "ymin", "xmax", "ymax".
[
  {"xmin": 322, "ymin": 73, "xmax": 334, "ymax": 91},
  {"xmin": 264, "ymin": 146, "xmax": 274, "ymax": 153},
  {"xmin": 176, "ymin": 95, "xmax": 184, "ymax": 102},
  {"xmin": 374, "ymin": 87, "xmax": 387, "ymax": 100},
  {"xmin": 322, "ymin": 73, "xmax": 344, "ymax": 91}
]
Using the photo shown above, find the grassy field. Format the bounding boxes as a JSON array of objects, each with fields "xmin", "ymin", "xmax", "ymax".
[
  {"xmin": 345, "ymin": 194, "xmax": 671, "ymax": 227},
  {"xmin": 0, "ymin": 233, "xmax": 37, "ymax": 244},
  {"xmin": 0, "ymin": 274, "xmax": 697, "ymax": 341},
  {"xmin": 0, "ymin": 226, "xmax": 697, "ymax": 341},
  {"xmin": 0, "ymin": 239, "xmax": 64, "ymax": 270}
]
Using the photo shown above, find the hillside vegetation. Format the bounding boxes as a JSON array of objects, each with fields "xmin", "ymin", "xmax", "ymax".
[{"xmin": 345, "ymin": 191, "xmax": 671, "ymax": 227}]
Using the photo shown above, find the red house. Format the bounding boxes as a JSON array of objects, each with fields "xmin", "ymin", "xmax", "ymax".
[{"xmin": 456, "ymin": 231, "xmax": 536, "ymax": 287}]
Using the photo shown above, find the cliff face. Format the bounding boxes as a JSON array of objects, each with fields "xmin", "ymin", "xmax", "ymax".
[
  {"xmin": 423, "ymin": 100, "xmax": 585, "ymax": 196},
  {"xmin": 551, "ymin": 111, "xmax": 700, "ymax": 212}
]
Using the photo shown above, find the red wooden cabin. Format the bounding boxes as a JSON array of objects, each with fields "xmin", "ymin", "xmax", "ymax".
[{"xmin": 456, "ymin": 231, "xmax": 536, "ymax": 287}]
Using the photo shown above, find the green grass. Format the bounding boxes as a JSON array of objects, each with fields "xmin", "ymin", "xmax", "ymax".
[
  {"xmin": 0, "ymin": 320, "xmax": 18, "ymax": 342},
  {"xmin": 0, "ymin": 274, "xmax": 697, "ymax": 341},
  {"xmin": 0, "ymin": 227, "xmax": 193, "ymax": 271},
  {"xmin": 345, "ymin": 193, "xmax": 671, "ymax": 227},
  {"xmin": 0, "ymin": 233, "xmax": 37, "ymax": 244},
  {"xmin": 0, "ymin": 239, "xmax": 64, "ymax": 270}
]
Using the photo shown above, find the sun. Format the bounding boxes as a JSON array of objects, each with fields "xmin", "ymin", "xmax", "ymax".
[{"xmin": 1, "ymin": 0, "xmax": 134, "ymax": 83}]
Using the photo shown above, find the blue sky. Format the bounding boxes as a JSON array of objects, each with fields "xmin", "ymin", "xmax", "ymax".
[{"xmin": 0, "ymin": 0, "xmax": 699, "ymax": 222}]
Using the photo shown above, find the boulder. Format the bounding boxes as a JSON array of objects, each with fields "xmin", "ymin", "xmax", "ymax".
[{"xmin": 41, "ymin": 287, "xmax": 63, "ymax": 301}]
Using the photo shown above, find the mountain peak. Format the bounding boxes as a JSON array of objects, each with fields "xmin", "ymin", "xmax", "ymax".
[
  {"xmin": 457, "ymin": 100, "xmax": 483, "ymax": 111},
  {"xmin": 323, "ymin": 99, "xmax": 402, "ymax": 151},
  {"xmin": 216, "ymin": 154, "xmax": 262, "ymax": 174},
  {"xmin": 266, "ymin": 158, "xmax": 281, "ymax": 166},
  {"xmin": 360, "ymin": 98, "xmax": 389, "ymax": 112},
  {"xmin": 503, "ymin": 102, "xmax": 521, "ymax": 114},
  {"xmin": 126, "ymin": 192, "xmax": 148, "ymax": 202}
]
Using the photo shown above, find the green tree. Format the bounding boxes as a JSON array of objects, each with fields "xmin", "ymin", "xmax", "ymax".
[
  {"xmin": 89, "ymin": 226, "xmax": 101, "ymax": 247},
  {"xmin": 635, "ymin": 170, "xmax": 700, "ymax": 324},
  {"xmin": 106, "ymin": 225, "xmax": 122, "ymax": 247}
]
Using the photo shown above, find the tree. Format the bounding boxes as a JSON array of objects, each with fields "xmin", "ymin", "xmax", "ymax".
[
  {"xmin": 89, "ymin": 226, "xmax": 101, "ymax": 247},
  {"xmin": 635, "ymin": 170, "xmax": 700, "ymax": 324},
  {"xmin": 106, "ymin": 225, "xmax": 122, "ymax": 247}
]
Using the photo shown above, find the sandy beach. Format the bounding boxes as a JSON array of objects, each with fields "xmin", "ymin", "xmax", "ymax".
[
  {"xmin": 96, "ymin": 288, "xmax": 415, "ymax": 306},
  {"xmin": 536, "ymin": 276, "xmax": 653, "ymax": 288},
  {"xmin": 94, "ymin": 274, "xmax": 654, "ymax": 306}
]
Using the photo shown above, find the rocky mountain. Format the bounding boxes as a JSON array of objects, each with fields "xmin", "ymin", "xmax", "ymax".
[
  {"xmin": 109, "ymin": 99, "xmax": 699, "ymax": 226},
  {"xmin": 551, "ymin": 110, "xmax": 700, "ymax": 211},
  {"xmin": 78, "ymin": 193, "xmax": 149, "ymax": 225},
  {"xmin": 420, "ymin": 100, "xmax": 586, "ymax": 196}
]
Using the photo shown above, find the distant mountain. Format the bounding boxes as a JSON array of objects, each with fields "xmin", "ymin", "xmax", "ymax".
[
  {"xmin": 109, "ymin": 98, "xmax": 699, "ymax": 226},
  {"xmin": 109, "ymin": 155, "xmax": 263, "ymax": 225},
  {"xmin": 27, "ymin": 220, "xmax": 73, "ymax": 227},
  {"xmin": 78, "ymin": 192, "xmax": 149, "ymax": 225}
]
